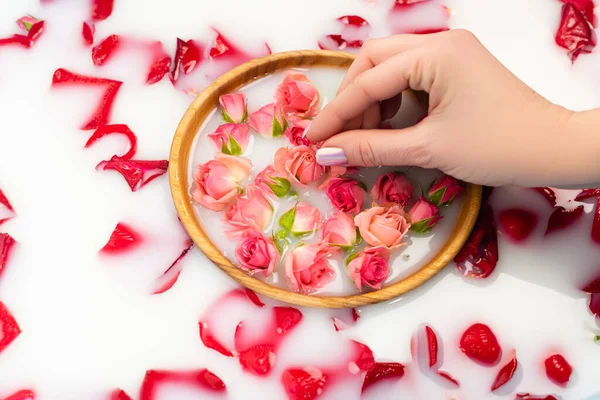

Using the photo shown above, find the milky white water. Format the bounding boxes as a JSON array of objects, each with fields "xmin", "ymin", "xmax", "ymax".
[{"xmin": 0, "ymin": 0, "xmax": 599, "ymax": 399}]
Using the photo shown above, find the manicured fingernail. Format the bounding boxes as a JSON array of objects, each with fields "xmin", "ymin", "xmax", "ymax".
[
  {"xmin": 302, "ymin": 121, "xmax": 312, "ymax": 138},
  {"xmin": 316, "ymin": 147, "xmax": 347, "ymax": 166}
]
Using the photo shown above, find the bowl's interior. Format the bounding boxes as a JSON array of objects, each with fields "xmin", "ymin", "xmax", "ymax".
[{"xmin": 170, "ymin": 50, "xmax": 482, "ymax": 308}]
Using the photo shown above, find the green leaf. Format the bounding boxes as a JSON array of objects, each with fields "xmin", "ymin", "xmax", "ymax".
[
  {"xmin": 228, "ymin": 134, "xmax": 242, "ymax": 156},
  {"xmin": 345, "ymin": 251, "xmax": 361, "ymax": 265},
  {"xmin": 275, "ymin": 229, "xmax": 288, "ymax": 241},
  {"xmin": 221, "ymin": 108, "xmax": 234, "ymax": 123},
  {"xmin": 221, "ymin": 139, "xmax": 232, "ymax": 155},
  {"xmin": 594, "ymin": 335, "xmax": 600, "ymax": 342},
  {"xmin": 355, "ymin": 228, "xmax": 362, "ymax": 246},
  {"xmin": 267, "ymin": 177, "xmax": 291, "ymax": 198},
  {"xmin": 272, "ymin": 116, "xmax": 285, "ymax": 138},
  {"xmin": 241, "ymin": 106, "xmax": 248, "ymax": 123},
  {"xmin": 289, "ymin": 191, "xmax": 298, "ymax": 198},
  {"xmin": 428, "ymin": 188, "xmax": 445, "ymax": 206},
  {"xmin": 279, "ymin": 204, "xmax": 296, "ymax": 231},
  {"xmin": 410, "ymin": 217, "xmax": 435, "ymax": 234}
]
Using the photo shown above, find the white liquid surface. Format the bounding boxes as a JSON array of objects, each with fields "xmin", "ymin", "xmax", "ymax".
[{"xmin": 0, "ymin": 0, "xmax": 598, "ymax": 399}]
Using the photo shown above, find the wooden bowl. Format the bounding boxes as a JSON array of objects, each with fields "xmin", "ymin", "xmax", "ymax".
[{"xmin": 169, "ymin": 50, "xmax": 482, "ymax": 308}]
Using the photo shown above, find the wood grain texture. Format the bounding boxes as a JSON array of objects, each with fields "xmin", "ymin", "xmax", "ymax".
[{"xmin": 170, "ymin": 50, "xmax": 482, "ymax": 308}]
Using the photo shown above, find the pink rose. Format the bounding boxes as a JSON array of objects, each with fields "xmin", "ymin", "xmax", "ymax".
[
  {"xmin": 284, "ymin": 242, "xmax": 337, "ymax": 293},
  {"xmin": 322, "ymin": 211, "xmax": 359, "ymax": 248},
  {"xmin": 219, "ymin": 92, "xmax": 247, "ymax": 124},
  {"xmin": 17, "ymin": 15, "xmax": 38, "ymax": 32},
  {"xmin": 280, "ymin": 202, "xmax": 322, "ymax": 236},
  {"xmin": 428, "ymin": 175, "xmax": 464, "ymax": 206},
  {"xmin": 248, "ymin": 103, "xmax": 287, "ymax": 138},
  {"xmin": 192, "ymin": 153, "xmax": 252, "ymax": 211},
  {"xmin": 235, "ymin": 229, "xmax": 279, "ymax": 276},
  {"xmin": 326, "ymin": 178, "xmax": 366, "ymax": 215},
  {"xmin": 354, "ymin": 205, "xmax": 410, "ymax": 248},
  {"xmin": 283, "ymin": 119, "xmax": 314, "ymax": 147},
  {"xmin": 275, "ymin": 70, "xmax": 320, "ymax": 118},
  {"xmin": 347, "ymin": 246, "xmax": 390, "ymax": 290},
  {"xmin": 224, "ymin": 185, "xmax": 273, "ymax": 238},
  {"xmin": 408, "ymin": 197, "xmax": 442, "ymax": 233},
  {"xmin": 371, "ymin": 172, "xmax": 413, "ymax": 207},
  {"xmin": 208, "ymin": 123, "xmax": 250, "ymax": 156},
  {"xmin": 274, "ymin": 145, "xmax": 324, "ymax": 185},
  {"xmin": 255, "ymin": 165, "xmax": 291, "ymax": 198}
]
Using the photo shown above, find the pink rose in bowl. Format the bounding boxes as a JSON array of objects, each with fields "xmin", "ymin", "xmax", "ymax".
[
  {"xmin": 248, "ymin": 103, "xmax": 287, "ymax": 138},
  {"xmin": 208, "ymin": 123, "xmax": 250, "ymax": 156},
  {"xmin": 354, "ymin": 205, "xmax": 410, "ymax": 248},
  {"xmin": 280, "ymin": 201, "xmax": 322, "ymax": 237},
  {"xmin": 255, "ymin": 165, "xmax": 291, "ymax": 198},
  {"xmin": 322, "ymin": 211, "xmax": 360, "ymax": 248},
  {"xmin": 192, "ymin": 153, "xmax": 252, "ymax": 211},
  {"xmin": 224, "ymin": 185, "xmax": 273, "ymax": 238},
  {"xmin": 408, "ymin": 197, "xmax": 442, "ymax": 233},
  {"xmin": 285, "ymin": 242, "xmax": 337, "ymax": 294},
  {"xmin": 219, "ymin": 92, "xmax": 247, "ymax": 124},
  {"xmin": 274, "ymin": 145, "xmax": 324, "ymax": 185},
  {"xmin": 347, "ymin": 246, "xmax": 390, "ymax": 290},
  {"xmin": 428, "ymin": 175, "xmax": 464, "ymax": 206},
  {"xmin": 275, "ymin": 70, "xmax": 320, "ymax": 118},
  {"xmin": 235, "ymin": 229, "xmax": 279, "ymax": 276},
  {"xmin": 326, "ymin": 178, "xmax": 366, "ymax": 215},
  {"xmin": 371, "ymin": 172, "xmax": 413, "ymax": 207},
  {"xmin": 284, "ymin": 119, "xmax": 314, "ymax": 147}
]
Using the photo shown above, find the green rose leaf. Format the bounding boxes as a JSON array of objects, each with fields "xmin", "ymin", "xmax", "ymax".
[
  {"xmin": 345, "ymin": 251, "xmax": 361, "ymax": 266},
  {"xmin": 279, "ymin": 204, "xmax": 296, "ymax": 231},
  {"xmin": 272, "ymin": 116, "xmax": 286, "ymax": 138},
  {"xmin": 228, "ymin": 134, "xmax": 242, "ymax": 156},
  {"xmin": 410, "ymin": 217, "xmax": 435, "ymax": 234},
  {"xmin": 221, "ymin": 108, "xmax": 234, "ymax": 123},
  {"xmin": 267, "ymin": 177, "xmax": 291, "ymax": 198}
]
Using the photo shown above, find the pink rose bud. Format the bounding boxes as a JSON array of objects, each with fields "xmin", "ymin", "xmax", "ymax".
[
  {"xmin": 428, "ymin": 175, "xmax": 464, "ymax": 206},
  {"xmin": 224, "ymin": 185, "xmax": 273, "ymax": 238},
  {"xmin": 408, "ymin": 197, "xmax": 442, "ymax": 233},
  {"xmin": 255, "ymin": 165, "xmax": 291, "ymax": 198},
  {"xmin": 235, "ymin": 229, "xmax": 279, "ymax": 276},
  {"xmin": 322, "ymin": 211, "xmax": 360, "ymax": 248},
  {"xmin": 274, "ymin": 145, "xmax": 324, "ymax": 185},
  {"xmin": 326, "ymin": 178, "xmax": 366, "ymax": 215},
  {"xmin": 275, "ymin": 70, "xmax": 321, "ymax": 118},
  {"xmin": 354, "ymin": 205, "xmax": 410, "ymax": 249},
  {"xmin": 285, "ymin": 242, "xmax": 337, "ymax": 293},
  {"xmin": 17, "ymin": 15, "xmax": 39, "ymax": 32},
  {"xmin": 248, "ymin": 103, "xmax": 287, "ymax": 138},
  {"xmin": 219, "ymin": 93, "xmax": 248, "ymax": 124},
  {"xmin": 192, "ymin": 153, "xmax": 252, "ymax": 211},
  {"xmin": 208, "ymin": 123, "xmax": 250, "ymax": 156},
  {"xmin": 347, "ymin": 246, "xmax": 390, "ymax": 290},
  {"xmin": 279, "ymin": 202, "xmax": 322, "ymax": 237},
  {"xmin": 371, "ymin": 172, "xmax": 413, "ymax": 207},
  {"xmin": 284, "ymin": 119, "xmax": 314, "ymax": 147}
]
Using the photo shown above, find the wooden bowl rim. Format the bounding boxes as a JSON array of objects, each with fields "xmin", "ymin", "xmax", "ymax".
[{"xmin": 169, "ymin": 49, "xmax": 482, "ymax": 308}]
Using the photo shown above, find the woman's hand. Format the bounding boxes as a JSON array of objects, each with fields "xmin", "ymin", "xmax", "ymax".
[{"xmin": 307, "ymin": 30, "xmax": 599, "ymax": 188}]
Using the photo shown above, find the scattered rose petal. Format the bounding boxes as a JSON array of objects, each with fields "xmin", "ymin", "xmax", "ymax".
[
  {"xmin": 82, "ymin": 21, "xmax": 95, "ymax": 45},
  {"xmin": 27, "ymin": 21, "xmax": 44, "ymax": 43},
  {"xmin": 532, "ymin": 187, "xmax": 557, "ymax": 206},
  {"xmin": 198, "ymin": 321, "xmax": 234, "ymax": 357},
  {"xmin": 4, "ymin": 390, "xmax": 35, "ymax": 400},
  {"xmin": 100, "ymin": 223, "xmax": 142, "ymax": 254},
  {"xmin": 455, "ymin": 203, "xmax": 498, "ymax": 279},
  {"xmin": 0, "ymin": 189, "xmax": 15, "ymax": 225},
  {"xmin": 209, "ymin": 29, "xmax": 253, "ymax": 60},
  {"xmin": 85, "ymin": 124, "xmax": 138, "ymax": 160},
  {"xmin": 498, "ymin": 208, "xmax": 538, "ymax": 243},
  {"xmin": 0, "ymin": 35, "xmax": 31, "ymax": 49},
  {"xmin": 555, "ymin": 3, "xmax": 596, "ymax": 62},
  {"xmin": 545, "ymin": 205, "xmax": 584, "ymax": 235},
  {"xmin": 92, "ymin": 35, "xmax": 121, "ymax": 66},
  {"xmin": 437, "ymin": 371, "xmax": 460, "ymax": 387},
  {"xmin": 238, "ymin": 344, "xmax": 276, "ymax": 375},
  {"xmin": 281, "ymin": 367, "xmax": 329, "ymax": 400},
  {"xmin": 170, "ymin": 38, "xmax": 203, "ymax": 83},
  {"xmin": 110, "ymin": 389, "xmax": 132, "ymax": 400},
  {"xmin": 0, "ymin": 233, "xmax": 17, "ymax": 281},
  {"xmin": 146, "ymin": 44, "xmax": 172, "ymax": 85},
  {"xmin": 349, "ymin": 340, "xmax": 376, "ymax": 373},
  {"xmin": 361, "ymin": 362, "xmax": 405, "ymax": 394},
  {"xmin": 152, "ymin": 241, "xmax": 193, "ymax": 295},
  {"xmin": 96, "ymin": 156, "xmax": 168, "ymax": 191},
  {"xmin": 318, "ymin": 34, "xmax": 363, "ymax": 50},
  {"xmin": 388, "ymin": 2, "xmax": 450, "ymax": 35},
  {"xmin": 0, "ymin": 301, "xmax": 21, "ymax": 354},
  {"xmin": 459, "ymin": 323, "xmax": 502, "ymax": 365},
  {"xmin": 575, "ymin": 188, "xmax": 600, "ymax": 201},
  {"xmin": 139, "ymin": 369, "xmax": 226, "ymax": 400},
  {"xmin": 332, "ymin": 308, "xmax": 360, "ymax": 331},
  {"xmin": 516, "ymin": 394, "xmax": 559, "ymax": 400},
  {"xmin": 425, "ymin": 325, "xmax": 439, "ymax": 368},
  {"xmin": 491, "ymin": 355, "xmax": 518, "ymax": 391},
  {"xmin": 544, "ymin": 354, "xmax": 573, "ymax": 386},
  {"xmin": 589, "ymin": 293, "xmax": 600, "ymax": 317},
  {"xmin": 592, "ymin": 197, "xmax": 600, "ymax": 245},
  {"xmin": 92, "ymin": 0, "xmax": 115, "ymax": 21},
  {"xmin": 582, "ymin": 275, "xmax": 600, "ymax": 293}
]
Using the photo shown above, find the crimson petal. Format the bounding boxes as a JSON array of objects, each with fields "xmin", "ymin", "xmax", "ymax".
[
  {"xmin": 555, "ymin": 3, "xmax": 596, "ymax": 62},
  {"xmin": 3, "ymin": 390, "xmax": 35, "ymax": 400},
  {"xmin": 198, "ymin": 321, "xmax": 234, "ymax": 357},
  {"xmin": 152, "ymin": 241, "xmax": 193, "ymax": 295},
  {"xmin": 498, "ymin": 208, "xmax": 538, "ymax": 243},
  {"xmin": 425, "ymin": 325, "xmax": 439, "ymax": 368},
  {"xmin": 139, "ymin": 369, "xmax": 226, "ymax": 400},
  {"xmin": 92, "ymin": 35, "xmax": 121, "ymax": 66},
  {"xmin": 491, "ymin": 356, "xmax": 518, "ymax": 391},
  {"xmin": 545, "ymin": 205, "xmax": 584, "ymax": 235},
  {"xmin": 27, "ymin": 21, "xmax": 44, "ymax": 42},
  {"xmin": 100, "ymin": 223, "xmax": 142, "ymax": 254},
  {"xmin": 96, "ymin": 156, "xmax": 168, "ymax": 191},
  {"xmin": 318, "ymin": 35, "xmax": 363, "ymax": 50},
  {"xmin": 170, "ymin": 38, "xmax": 203, "ymax": 83},
  {"xmin": 455, "ymin": 203, "xmax": 499, "ymax": 278},
  {"xmin": 516, "ymin": 394, "xmax": 559, "ymax": 400},
  {"xmin": 0, "ymin": 35, "xmax": 31, "ymax": 48},
  {"xmin": 532, "ymin": 187, "xmax": 557, "ymax": 207},
  {"xmin": 0, "ymin": 233, "xmax": 16, "ymax": 281},
  {"xmin": 437, "ymin": 371, "xmax": 460, "ymax": 386},
  {"xmin": 82, "ymin": 22, "xmax": 95, "ymax": 46},
  {"xmin": 0, "ymin": 301, "xmax": 21, "ymax": 354},
  {"xmin": 85, "ymin": 124, "xmax": 138, "ymax": 160},
  {"xmin": 589, "ymin": 293, "xmax": 600, "ymax": 317},
  {"xmin": 592, "ymin": 197, "xmax": 600, "ymax": 245},
  {"xmin": 110, "ymin": 389, "xmax": 132, "ymax": 400},
  {"xmin": 281, "ymin": 368, "xmax": 329, "ymax": 400},
  {"xmin": 238, "ymin": 344, "xmax": 276, "ymax": 376},
  {"xmin": 574, "ymin": 188, "xmax": 600, "ymax": 201},
  {"xmin": 92, "ymin": 0, "xmax": 115, "ymax": 21},
  {"xmin": 582, "ymin": 276, "xmax": 600, "ymax": 293},
  {"xmin": 561, "ymin": 0, "xmax": 595, "ymax": 23},
  {"xmin": 361, "ymin": 362, "xmax": 405, "ymax": 394},
  {"xmin": 0, "ymin": 189, "xmax": 15, "ymax": 225},
  {"xmin": 274, "ymin": 306, "xmax": 303, "ymax": 335}
]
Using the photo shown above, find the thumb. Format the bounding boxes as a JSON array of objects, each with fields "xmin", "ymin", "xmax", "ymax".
[{"xmin": 315, "ymin": 124, "xmax": 434, "ymax": 168}]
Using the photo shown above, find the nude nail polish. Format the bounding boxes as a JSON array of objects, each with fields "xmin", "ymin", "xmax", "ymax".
[{"xmin": 316, "ymin": 147, "xmax": 347, "ymax": 166}]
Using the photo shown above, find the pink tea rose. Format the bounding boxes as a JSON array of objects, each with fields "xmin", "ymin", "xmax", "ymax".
[
  {"xmin": 280, "ymin": 202, "xmax": 322, "ymax": 236},
  {"xmin": 219, "ymin": 92, "xmax": 247, "ymax": 124},
  {"xmin": 248, "ymin": 103, "xmax": 287, "ymax": 138},
  {"xmin": 326, "ymin": 178, "xmax": 366, "ymax": 215},
  {"xmin": 284, "ymin": 119, "xmax": 314, "ymax": 147},
  {"xmin": 285, "ymin": 242, "xmax": 337, "ymax": 293},
  {"xmin": 275, "ymin": 70, "xmax": 320, "ymax": 118},
  {"xmin": 408, "ymin": 197, "xmax": 442, "ymax": 233},
  {"xmin": 255, "ymin": 165, "xmax": 291, "ymax": 198},
  {"xmin": 235, "ymin": 229, "xmax": 279, "ymax": 276},
  {"xmin": 224, "ymin": 185, "xmax": 273, "ymax": 237},
  {"xmin": 274, "ymin": 145, "xmax": 324, "ymax": 185},
  {"xmin": 192, "ymin": 153, "xmax": 252, "ymax": 211},
  {"xmin": 17, "ymin": 15, "xmax": 38, "ymax": 32},
  {"xmin": 322, "ymin": 211, "xmax": 359, "ymax": 248},
  {"xmin": 428, "ymin": 175, "xmax": 464, "ymax": 206},
  {"xmin": 371, "ymin": 172, "xmax": 413, "ymax": 206},
  {"xmin": 354, "ymin": 205, "xmax": 410, "ymax": 248},
  {"xmin": 347, "ymin": 246, "xmax": 390, "ymax": 290},
  {"xmin": 208, "ymin": 123, "xmax": 250, "ymax": 156}
]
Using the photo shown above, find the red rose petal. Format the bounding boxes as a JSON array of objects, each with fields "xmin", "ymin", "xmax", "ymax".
[
  {"xmin": 592, "ymin": 197, "xmax": 600, "ymax": 245},
  {"xmin": 27, "ymin": 21, "xmax": 44, "ymax": 42},
  {"xmin": 238, "ymin": 344, "xmax": 276, "ymax": 376},
  {"xmin": 152, "ymin": 241, "xmax": 193, "ymax": 295},
  {"xmin": 110, "ymin": 389, "xmax": 132, "ymax": 400},
  {"xmin": 4, "ymin": 390, "xmax": 35, "ymax": 400},
  {"xmin": 243, "ymin": 288, "xmax": 266, "ymax": 307},
  {"xmin": 318, "ymin": 35, "xmax": 363, "ymax": 50},
  {"xmin": 561, "ymin": 0, "xmax": 595, "ymax": 24},
  {"xmin": 281, "ymin": 368, "xmax": 329, "ymax": 400},
  {"xmin": 85, "ymin": 124, "xmax": 138, "ymax": 160},
  {"xmin": 361, "ymin": 362, "xmax": 405, "ymax": 394},
  {"xmin": 274, "ymin": 306, "xmax": 303, "ymax": 335},
  {"xmin": 498, "ymin": 208, "xmax": 538, "ymax": 243},
  {"xmin": 532, "ymin": 187, "xmax": 557, "ymax": 206},
  {"xmin": 0, "ymin": 35, "xmax": 31, "ymax": 48},
  {"xmin": 92, "ymin": 0, "xmax": 115, "ymax": 21},
  {"xmin": 146, "ymin": 54, "xmax": 172, "ymax": 85},
  {"xmin": 92, "ymin": 35, "xmax": 121, "ymax": 66},
  {"xmin": 544, "ymin": 353, "xmax": 573, "ymax": 386},
  {"xmin": 352, "ymin": 308, "xmax": 359, "ymax": 321},
  {"xmin": 582, "ymin": 275, "xmax": 600, "ymax": 293},
  {"xmin": 0, "ymin": 301, "xmax": 21, "ymax": 354},
  {"xmin": 459, "ymin": 323, "xmax": 502, "ymax": 365},
  {"xmin": 545, "ymin": 205, "xmax": 584, "ymax": 235},
  {"xmin": 0, "ymin": 233, "xmax": 17, "ymax": 281},
  {"xmin": 491, "ymin": 356, "xmax": 518, "ymax": 391},
  {"xmin": 209, "ymin": 30, "xmax": 249, "ymax": 60},
  {"xmin": 82, "ymin": 21, "xmax": 95, "ymax": 46},
  {"xmin": 425, "ymin": 325, "xmax": 439, "ymax": 368},
  {"xmin": 589, "ymin": 293, "xmax": 600, "ymax": 317},
  {"xmin": 574, "ymin": 188, "xmax": 600, "ymax": 201},
  {"xmin": 52, "ymin": 67, "xmax": 117, "ymax": 85},
  {"xmin": 139, "ymin": 369, "xmax": 226, "ymax": 400},
  {"xmin": 170, "ymin": 38, "xmax": 203, "ymax": 83},
  {"xmin": 349, "ymin": 340, "xmax": 376, "ymax": 373},
  {"xmin": 332, "ymin": 308, "xmax": 359, "ymax": 331},
  {"xmin": 437, "ymin": 370, "xmax": 460, "ymax": 387},
  {"xmin": 198, "ymin": 321, "xmax": 234, "ymax": 357},
  {"xmin": 0, "ymin": 189, "xmax": 15, "ymax": 225},
  {"xmin": 516, "ymin": 394, "xmax": 559, "ymax": 400},
  {"xmin": 100, "ymin": 222, "xmax": 142, "ymax": 254},
  {"xmin": 337, "ymin": 15, "xmax": 369, "ymax": 27},
  {"xmin": 396, "ymin": 0, "xmax": 430, "ymax": 4},
  {"xmin": 555, "ymin": 3, "xmax": 596, "ymax": 62},
  {"xmin": 96, "ymin": 156, "xmax": 168, "ymax": 191}
]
